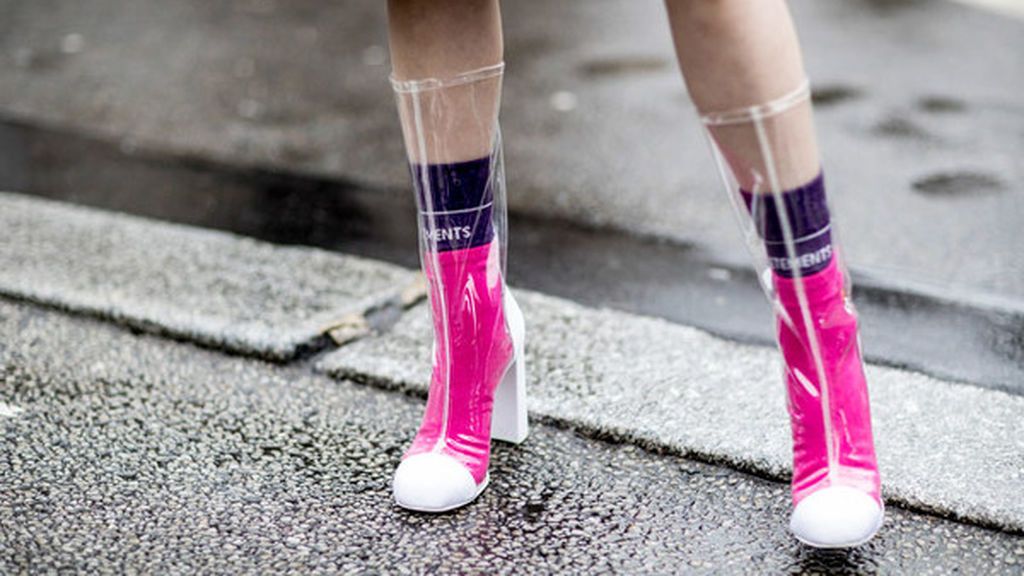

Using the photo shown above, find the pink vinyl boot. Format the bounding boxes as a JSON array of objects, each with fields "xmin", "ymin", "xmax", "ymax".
[
  {"xmin": 774, "ymin": 257, "xmax": 883, "ymax": 547},
  {"xmin": 392, "ymin": 240, "xmax": 527, "ymax": 512},
  {"xmin": 390, "ymin": 64, "xmax": 527, "ymax": 512},
  {"xmin": 701, "ymin": 81, "xmax": 884, "ymax": 547}
]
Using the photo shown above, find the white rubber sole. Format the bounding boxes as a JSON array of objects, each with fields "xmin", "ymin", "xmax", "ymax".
[
  {"xmin": 792, "ymin": 514, "xmax": 884, "ymax": 549},
  {"xmin": 790, "ymin": 486, "xmax": 885, "ymax": 548},
  {"xmin": 395, "ymin": 472, "xmax": 490, "ymax": 514}
]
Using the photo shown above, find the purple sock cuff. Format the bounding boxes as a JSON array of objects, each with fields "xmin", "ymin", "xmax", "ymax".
[
  {"xmin": 410, "ymin": 156, "xmax": 496, "ymax": 252},
  {"xmin": 741, "ymin": 173, "xmax": 833, "ymax": 277}
]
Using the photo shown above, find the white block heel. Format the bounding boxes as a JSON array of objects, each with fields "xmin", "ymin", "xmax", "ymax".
[{"xmin": 491, "ymin": 290, "xmax": 528, "ymax": 445}]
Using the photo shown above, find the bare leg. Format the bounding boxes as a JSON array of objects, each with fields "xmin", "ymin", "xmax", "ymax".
[
  {"xmin": 388, "ymin": 0, "xmax": 501, "ymax": 80},
  {"xmin": 387, "ymin": 1, "xmax": 526, "ymax": 513},
  {"xmin": 665, "ymin": 0, "xmax": 819, "ymax": 190},
  {"xmin": 665, "ymin": 1, "xmax": 884, "ymax": 548},
  {"xmin": 387, "ymin": 0, "xmax": 503, "ymax": 163}
]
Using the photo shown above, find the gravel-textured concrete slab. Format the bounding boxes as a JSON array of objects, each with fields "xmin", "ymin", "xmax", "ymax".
[
  {"xmin": 0, "ymin": 192, "xmax": 414, "ymax": 359},
  {"xmin": 1, "ymin": 299, "xmax": 1021, "ymax": 574},
  {"xmin": 318, "ymin": 290, "xmax": 1024, "ymax": 533},
  {"xmin": 1, "ymin": 0, "xmax": 1022, "ymax": 300}
]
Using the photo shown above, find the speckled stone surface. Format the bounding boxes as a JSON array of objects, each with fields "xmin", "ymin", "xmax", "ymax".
[
  {"xmin": 0, "ymin": 192, "xmax": 414, "ymax": 359},
  {"xmin": 318, "ymin": 290, "xmax": 1024, "ymax": 533},
  {"xmin": 1, "ymin": 299, "xmax": 1021, "ymax": 574}
]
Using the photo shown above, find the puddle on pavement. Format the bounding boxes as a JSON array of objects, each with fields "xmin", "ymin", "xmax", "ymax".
[
  {"xmin": 811, "ymin": 84, "xmax": 863, "ymax": 108},
  {"xmin": 912, "ymin": 171, "xmax": 1005, "ymax": 198},
  {"xmin": 917, "ymin": 95, "xmax": 968, "ymax": 114}
]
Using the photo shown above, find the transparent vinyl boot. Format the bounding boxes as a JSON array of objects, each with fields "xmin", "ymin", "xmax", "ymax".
[
  {"xmin": 390, "ymin": 64, "xmax": 527, "ymax": 513},
  {"xmin": 701, "ymin": 82, "xmax": 883, "ymax": 547}
]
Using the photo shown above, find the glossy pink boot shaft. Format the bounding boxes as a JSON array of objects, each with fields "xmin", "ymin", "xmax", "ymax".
[
  {"xmin": 775, "ymin": 257, "xmax": 883, "ymax": 546},
  {"xmin": 392, "ymin": 240, "xmax": 526, "ymax": 512},
  {"xmin": 408, "ymin": 241, "xmax": 514, "ymax": 482}
]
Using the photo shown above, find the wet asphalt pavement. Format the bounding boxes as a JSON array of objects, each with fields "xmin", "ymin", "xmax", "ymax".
[{"xmin": 2, "ymin": 299, "xmax": 1022, "ymax": 574}]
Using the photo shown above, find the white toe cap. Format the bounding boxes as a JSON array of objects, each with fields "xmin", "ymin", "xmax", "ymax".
[
  {"xmin": 393, "ymin": 452, "xmax": 483, "ymax": 512},
  {"xmin": 790, "ymin": 486, "xmax": 884, "ymax": 548}
]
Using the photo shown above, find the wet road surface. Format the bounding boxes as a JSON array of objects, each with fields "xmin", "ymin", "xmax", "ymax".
[{"xmin": 2, "ymin": 298, "xmax": 1022, "ymax": 574}]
